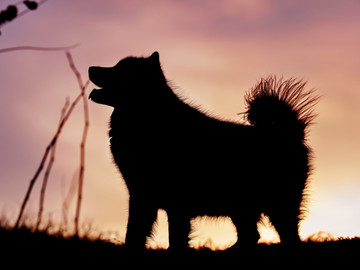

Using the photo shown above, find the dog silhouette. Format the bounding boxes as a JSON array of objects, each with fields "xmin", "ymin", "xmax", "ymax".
[{"xmin": 88, "ymin": 52, "xmax": 318, "ymax": 249}]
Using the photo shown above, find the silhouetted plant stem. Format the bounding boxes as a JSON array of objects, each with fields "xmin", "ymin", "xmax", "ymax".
[
  {"xmin": 61, "ymin": 169, "xmax": 78, "ymax": 232},
  {"xmin": 0, "ymin": 0, "xmax": 49, "ymax": 35},
  {"xmin": 14, "ymin": 142, "xmax": 52, "ymax": 229},
  {"xmin": 35, "ymin": 138, "xmax": 56, "ymax": 230},
  {"xmin": 12, "ymin": 48, "xmax": 89, "ymax": 232},
  {"xmin": 65, "ymin": 51, "xmax": 90, "ymax": 236},
  {"xmin": 36, "ymin": 98, "xmax": 69, "ymax": 230},
  {"xmin": 0, "ymin": 44, "xmax": 79, "ymax": 54},
  {"xmin": 14, "ymin": 89, "xmax": 84, "ymax": 229}
]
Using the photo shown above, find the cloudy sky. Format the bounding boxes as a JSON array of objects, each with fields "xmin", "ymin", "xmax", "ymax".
[{"xmin": 1, "ymin": 0, "xmax": 359, "ymax": 248}]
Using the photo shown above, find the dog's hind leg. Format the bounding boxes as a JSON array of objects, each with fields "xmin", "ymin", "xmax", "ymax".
[
  {"xmin": 267, "ymin": 206, "xmax": 301, "ymax": 246},
  {"xmin": 231, "ymin": 211, "xmax": 260, "ymax": 248},
  {"xmin": 167, "ymin": 210, "xmax": 191, "ymax": 250},
  {"xmin": 267, "ymin": 172, "xmax": 306, "ymax": 246},
  {"xmin": 125, "ymin": 196, "xmax": 158, "ymax": 250}
]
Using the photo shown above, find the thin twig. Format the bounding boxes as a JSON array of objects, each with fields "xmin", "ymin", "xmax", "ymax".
[
  {"xmin": 0, "ymin": 44, "xmax": 79, "ymax": 54},
  {"xmin": 36, "ymin": 98, "xmax": 70, "ymax": 230},
  {"xmin": 15, "ymin": 0, "xmax": 49, "ymax": 21},
  {"xmin": 0, "ymin": 0, "xmax": 49, "ymax": 32},
  {"xmin": 65, "ymin": 51, "xmax": 90, "ymax": 236},
  {"xmin": 14, "ymin": 91, "xmax": 84, "ymax": 229},
  {"xmin": 61, "ymin": 169, "xmax": 78, "ymax": 233},
  {"xmin": 13, "ymin": 49, "xmax": 89, "ymax": 232}
]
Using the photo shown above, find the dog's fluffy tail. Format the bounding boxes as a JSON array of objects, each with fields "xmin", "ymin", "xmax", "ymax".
[{"xmin": 244, "ymin": 76, "xmax": 319, "ymax": 141}]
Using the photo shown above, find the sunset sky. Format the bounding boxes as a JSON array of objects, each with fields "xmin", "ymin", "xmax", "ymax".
[{"xmin": 1, "ymin": 0, "xmax": 360, "ymax": 248}]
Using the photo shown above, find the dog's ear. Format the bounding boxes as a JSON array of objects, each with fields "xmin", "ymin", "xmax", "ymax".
[{"xmin": 149, "ymin": 51, "xmax": 160, "ymax": 65}]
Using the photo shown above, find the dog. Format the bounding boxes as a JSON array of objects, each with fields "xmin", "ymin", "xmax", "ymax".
[{"xmin": 88, "ymin": 51, "xmax": 318, "ymax": 249}]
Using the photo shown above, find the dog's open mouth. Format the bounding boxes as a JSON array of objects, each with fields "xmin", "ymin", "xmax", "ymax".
[
  {"xmin": 88, "ymin": 88, "xmax": 100, "ymax": 100},
  {"xmin": 88, "ymin": 88, "xmax": 107, "ymax": 105},
  {"xmin": 88, "ymin": 66, "xmax": 115, "ymax": 106},
  {"xmin": 88, "ymin": 87, "xmax": 116, "ymax": 107}
]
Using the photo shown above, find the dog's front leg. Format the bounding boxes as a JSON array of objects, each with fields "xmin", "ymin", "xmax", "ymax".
[{"xmin": 125, "ymin": 196, "xmax": 157, "ymax": 250}]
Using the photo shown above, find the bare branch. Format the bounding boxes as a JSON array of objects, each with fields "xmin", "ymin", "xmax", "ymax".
[
  {"xmin": 14, "ymin": 90, "xmax": 84, "ymax": 229},
  {"xmin": 13, "ymin": 48, "xmax": 90, "ymax": 234},
  {"xmin": 0, "ymin": 44, "xmax": 79, "ymax": 54},
  {"xmin": 65, "ymin": 51, "xmax": 90, "ymax": 236},
  {"xmin": 36, "ymin": 98, "xmax": 70, "ymax": 230},
  {"xmin": 0, "ymin": 0, "xmax": 49, "ymax": 34},
  {"xmin": 61, "ymin": 169, "xmax": 78, "ymax": 233},
  {"xmin": 16, "ymin": 1, "xmax": 48, "ymax": 20}
]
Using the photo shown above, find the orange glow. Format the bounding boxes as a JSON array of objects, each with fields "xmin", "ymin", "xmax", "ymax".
[
  {"xmin": 304, "ymin": 231, "xmax": 337, "ymax": 242},
  {"xmin": 147, "ymin": 212, "xmax": 285, "ymax": 250},
  {"xmin": 1, "ymin": 0, "xmax": 360, "ymax": 249}
]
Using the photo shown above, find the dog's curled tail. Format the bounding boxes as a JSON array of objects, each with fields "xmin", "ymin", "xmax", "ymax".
[{"xmin": 244, "ymin": 76, "xmax": 319, "ymax": 141}]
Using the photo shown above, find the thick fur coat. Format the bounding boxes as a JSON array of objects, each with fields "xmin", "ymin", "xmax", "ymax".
[{"xmin": 88, "ymin": 52, "xmax": 318, "ymax": 249}]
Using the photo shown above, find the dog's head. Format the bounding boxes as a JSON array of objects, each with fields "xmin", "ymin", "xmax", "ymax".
[{"xmin": 88, "ymin": 51, "xmax": 162, "ymax": 107}]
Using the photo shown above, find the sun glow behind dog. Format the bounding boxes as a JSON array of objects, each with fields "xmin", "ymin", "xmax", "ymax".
[
  {"xmin": 146, "ymin": 210, "xmax": 281, "ymax": 250},
  {"xmin": 146, "ymin": 213, "xmax": 343, "ymax": 250}
]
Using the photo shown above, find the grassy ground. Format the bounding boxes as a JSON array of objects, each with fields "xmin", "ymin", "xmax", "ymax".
[{"xmin": 2, "ymin": 225, "xmax": 359, "ymax": 265}]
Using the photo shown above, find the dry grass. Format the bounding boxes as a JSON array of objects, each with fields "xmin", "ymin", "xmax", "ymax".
[{"xmin": 1, "ymin": 222, "xmax": 359, "ymax": 266}]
